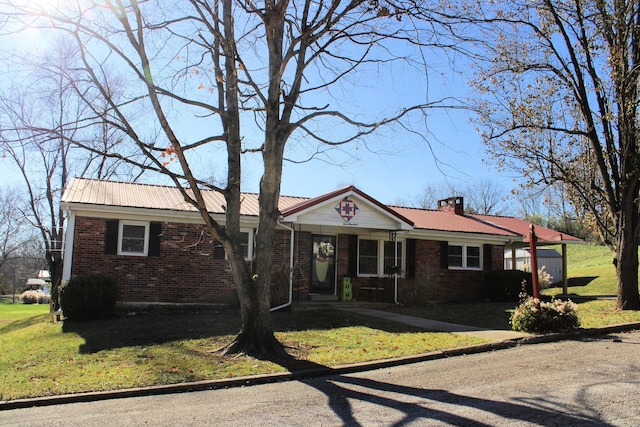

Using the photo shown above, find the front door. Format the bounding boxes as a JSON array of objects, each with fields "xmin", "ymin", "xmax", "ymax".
[{"xmin": 310, "ymin": 235, "xmax": 336, "ymax": 294}]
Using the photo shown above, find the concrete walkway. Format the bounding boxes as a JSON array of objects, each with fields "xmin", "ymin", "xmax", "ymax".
[{"xmin": 339, "ymin": 306, "xmax": 529, "ymax": 341}]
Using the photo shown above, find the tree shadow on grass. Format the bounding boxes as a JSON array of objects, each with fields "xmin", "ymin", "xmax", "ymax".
[
  {"xmin": 61, "ymin": 309, "xmax": 243, "ymax": 353},
  {"xmin": 567, "ymin": 276, "xmax": 599, "ymax": 287},
  {"xmin": 61, "ymin": 308, "xmax": 423, "ymax": 354}
]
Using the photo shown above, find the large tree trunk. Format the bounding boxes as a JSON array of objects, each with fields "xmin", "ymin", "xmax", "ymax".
[
  {"xmin": 614, "ymin": 200, "xmax": 640, "ymax": 310},
  {"xmin": 219, "ymin": 2, "xmax": 292, "ymax": 361},
  {"xmin": 215, "ymin": 0, "xmax": 286, "ymax": 360},
  {"xmin": 48, "ymin": 252, "xmax": 63, "ymax": 311},
  {"xmin": 222, "ymin": 270, "xmax": 286, "ymax": 360}
]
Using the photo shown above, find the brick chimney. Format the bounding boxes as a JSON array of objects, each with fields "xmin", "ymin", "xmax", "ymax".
[{"xmin": 437, "ymin": 197, "xmax": 464, "ymax": 215}]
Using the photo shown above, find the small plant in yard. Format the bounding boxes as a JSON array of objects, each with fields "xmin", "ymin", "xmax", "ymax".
[
  {"xmin": 510, "ymin": 291, "xmax": 580, "ymax": 333},
  {"xmin": 19, "ymin": 290, "xmax": 50, "ymax": 304},
  {"xmin": 537, "ymin": 266, "xmax": 553, "ymax": 289},
  {"xmin": 521, "ymin": 263, "xmax": 554, "ymax": 289},
  {"xmin": 19, "ymin": 290, "xmax": 40, "ymax": 304}
]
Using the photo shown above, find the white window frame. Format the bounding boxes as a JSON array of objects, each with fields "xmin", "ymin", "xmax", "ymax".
[
  {"xmin": 448, "ymin": 242, "xmax": 482, "ymax": 271},
  {"xmin": 239, "ymin": 229, "xmax": 254, "ymax": 260},
  {"xmin": 221, "ymin": 229, "xmax": 254, "ymax": 260},
  {"xmin": 357, "ymin": 238, "xmax": 404, "ymax": 277},
  {"xmin": 118, "ymin": 221, "xmax": 150, "ymax": 256}
]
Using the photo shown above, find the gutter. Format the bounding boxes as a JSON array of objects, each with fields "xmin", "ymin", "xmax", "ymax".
[{"xmin": 271, "ymin": 219, "xmax": 295, "ymax": 312}]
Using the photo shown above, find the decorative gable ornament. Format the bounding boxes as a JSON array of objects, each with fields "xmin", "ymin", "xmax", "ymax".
[{"xmin": 335, "ymin": 197, "xmax": 359, "ymax": 222}]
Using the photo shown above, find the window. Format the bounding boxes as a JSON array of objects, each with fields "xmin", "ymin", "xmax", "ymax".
[
  {"xmin": 119, "ymin": 221, "xmax": 149, "ymax": 256},
  {"xmin": 213, "ymin": 230, "xmax": 253, "ymax": 260},
  {"xmin": 448, "ymin": 245, "xmax": 463, "ymax": 268},
  {"xmin": 239, "ymin": 231, "xmax": 251, "ymax": 259},
  {"xmin": 448, "ymin": 243, "xmax": 482, "ymax": 270},
  {"xmin": 384, "ymin": 241, "xmax": 403, "ymax": 274},
  {"xmin": 358, "ymin": 240, "xmax": 379, "ymax": 275},
  {"xmin": 467, "ymin": 246, "xmax": 481, "ymax": 269},
  {"xmin": 358, "ymin": 238, "xmax": 404, "ymax": 276}
]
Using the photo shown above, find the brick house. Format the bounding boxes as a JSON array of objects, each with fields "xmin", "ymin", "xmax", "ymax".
[{"xmin": 61, "ymin": 178, "xmax": 581, "ymax": 307}]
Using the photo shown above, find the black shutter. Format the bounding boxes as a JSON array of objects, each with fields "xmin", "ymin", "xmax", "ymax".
[
  {"xmin": 439, "ymin": 241, "xmax": 449, "ymax": 269},
  {"xmin": 406, "ymin": 239, "xmax": 416, "ymax": 278},
  {"xmin": 148, "ymin": 222, "xmax": 162, "ymax": 257},
  {"xmin": 483, "ymin": 244, "xmax": 493, "ymax": 271},
  {"xmin": 213, "ymin": 240, "xmax": 226, "ymax": 260},
  {"xmin": 105, "ymin": 220, "xmax": 119, "ymax": 255},
  {"xmin": 347, "ymin": 234, "xmax": 358, "ymax": 277}
]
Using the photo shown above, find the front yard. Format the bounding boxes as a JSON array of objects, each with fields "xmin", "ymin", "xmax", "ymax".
[{"xmin": 2, "ymin": 243, "xmax": 639, "ymax": 402}]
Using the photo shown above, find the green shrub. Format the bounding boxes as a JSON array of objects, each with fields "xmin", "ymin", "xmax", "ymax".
[
  {"xmin": 484, "ymin": 270, "xmax": 532, "ymax": 302},
  {"xmin": 510, "ymin": 296, "xmax": 580, "ymax": 333},
  {"xmin": 59, "ymin": 275, "xmax": 117, "ymax": 320}
]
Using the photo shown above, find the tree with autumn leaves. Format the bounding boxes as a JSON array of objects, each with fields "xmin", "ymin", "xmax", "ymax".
[{"xmin": 454, "ymin": 0, "xmax": 640, "ymax": 310}]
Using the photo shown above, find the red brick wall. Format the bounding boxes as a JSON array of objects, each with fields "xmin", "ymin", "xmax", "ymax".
[
  {"xmin": 71, "ymin": 217, "xmax": 243, "ymax": 304},
  {"xmin": 398, "ymin": 240, "xmax": 505, "ymax": 305},
  {"xmin": 70, "ymin": 217, "xmax": 505, "ymax": 305}
]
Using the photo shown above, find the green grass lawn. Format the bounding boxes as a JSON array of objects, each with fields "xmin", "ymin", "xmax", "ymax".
[
  {"xmin": 2, "ymin": 243, "xmax": 638, "ymax": 402},
  {"xmin": 0, "ymin": 301, "xmax": 484, "ymax": 401},
  {"xmin": 547, "ymin": 243, "xmax": 617, "ymax": 296}
]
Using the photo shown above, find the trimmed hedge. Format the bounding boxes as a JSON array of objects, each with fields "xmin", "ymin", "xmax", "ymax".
[
  {"xmin": 484, "ymin": 270, "xmax": 533, "ymax": 302},
  {"xmin": 59, "ymin": 275, "xmax": 117, "ymax": 320}
]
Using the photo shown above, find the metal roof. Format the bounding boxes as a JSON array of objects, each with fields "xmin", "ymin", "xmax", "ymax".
[
  {"xmin": 392, "ymin": 206, "xmax": 519, "ymax": 237},
  {"xmin": 62, "ymin": 178, "xmax": 583, "ymax": 242},
  {"xmin": 61, "ymin": 178, "xmax": 307, "ymax": 216}
]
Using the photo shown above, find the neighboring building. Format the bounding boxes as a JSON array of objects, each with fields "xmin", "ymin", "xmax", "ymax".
[
  {"xmin": 505, "ymin": 248, "xmax": 564, "ymax": 285},
  {"xmin": 25, "ymin": 270, "xmax": 51, "ymax": 295},
  {"xmin": 60, "ymin": 179, "xmax": 582, "ymax": 307}
]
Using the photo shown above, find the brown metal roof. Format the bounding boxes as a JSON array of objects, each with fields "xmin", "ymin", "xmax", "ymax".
[
  {"xmin": 61, "ymin": 178, "xmax": 307, "ymax": 216},
  {"xmin": 469, "ymin": 214, "xmax": 583, "ymax": 243},
  {"xmin": 391, "ymin": 206, "xmax": 519, "ymax": 236},
  {"xmin": 62, "ymin": 179, "xmax": 583, "ymax": 242}
]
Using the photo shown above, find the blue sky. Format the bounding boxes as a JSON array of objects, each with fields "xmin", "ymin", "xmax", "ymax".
[
  {"xmin": 234, "ymin": 43, "xmax": 514, "ymax": 206},
  {"xmin": 277, "ymin": 108, "xmax": 500, "ymax": 205},
  {"xmin": 0, "ymin": 5, "xmax": 519, "ymax": 209}
]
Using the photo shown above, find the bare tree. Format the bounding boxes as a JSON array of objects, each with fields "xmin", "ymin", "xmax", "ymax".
[
  {"xmin": 0, "ymin": 40, "xmax": 131, "ymax": 311},
  {"xmin": 0, "ymin": 0, "xmax": 455, "ymax": 358},
  {"xmin": 407, "ymin": 180, "xmax": 505, "ymax": 214},
  {"xmin": 455, "ymin": 0, "xmax": 640, "ymax": 309},
  {"xmin": 0, "ymin": 187, "xmax": 28, "ymax": 272},
  {"xmin": 463, "ymin": 179, "xmax": 506, "ymax": 215},
  {"xmin": 0, "ymin": 187, "xmax": 44, "ymax": 297}
]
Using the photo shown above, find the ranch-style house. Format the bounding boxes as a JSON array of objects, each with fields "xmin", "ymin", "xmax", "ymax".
[{"xmin": 60, "ymin": 178, "xmax": 581, "ymax": 308}]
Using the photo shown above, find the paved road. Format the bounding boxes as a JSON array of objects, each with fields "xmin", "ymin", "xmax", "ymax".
[{"xmin": 2, "ymin": 331, "xmax": 640, "ymax": 426}]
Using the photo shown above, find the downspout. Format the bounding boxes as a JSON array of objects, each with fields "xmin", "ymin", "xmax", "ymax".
[
  {"xmin": 394, "ymin": 231, "xmax": 409, "ymax": 305},
  {"xmin": 61, "ymin": 209, "xmax": 75, "ymax": 282},
  {"xmin": 271, "ymin": 218, "xmax": 295, "ymax": 312},
  {"xmin": 394, "ymin": 237, "xmax": 399, "ymax": 304}
]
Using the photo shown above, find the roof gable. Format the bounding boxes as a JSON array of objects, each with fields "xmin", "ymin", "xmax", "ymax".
[{"xmin": 281, "ymin": 186, "xmax": 414, "ymax": 230}]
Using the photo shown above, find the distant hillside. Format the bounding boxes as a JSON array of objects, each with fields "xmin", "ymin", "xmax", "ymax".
[{"xmin": 547, "ymin": 244, "xmax": 616, "ymax": 297}]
